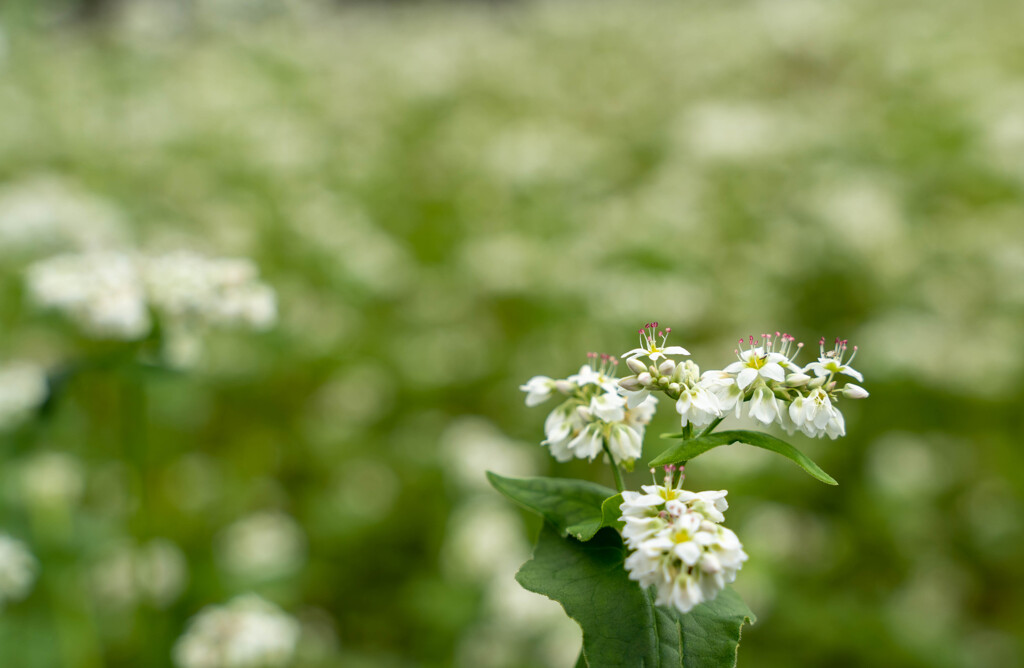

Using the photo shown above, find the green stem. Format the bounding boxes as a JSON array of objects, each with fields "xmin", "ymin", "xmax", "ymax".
[
  {"xmin": 698, "ymin": 417, "xmax": 725, "ymax": 438},
  {"xmin": 602, "ymin": 441, "xmax": 625, "ymax": 493}
]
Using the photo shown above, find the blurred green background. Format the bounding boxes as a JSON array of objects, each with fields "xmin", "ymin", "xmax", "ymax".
[{"xmin": 1, "ymin": 0, "xmax": 1023, "ymax": 666}]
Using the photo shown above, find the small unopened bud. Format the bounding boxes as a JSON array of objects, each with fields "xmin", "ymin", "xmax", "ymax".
[
  {"xmin": 658, "ymin": 360, "xmax": 676, "ymax": 376},
  {"xmin": 807, "ymin": 376, "xmax": 827, "ymax": 389},
  {"xmin": 576, "ymin": 405, "xmax": 593, "ymax": 421},
  {"xmin": 785, "ymin": 373, "xmax": 811, "ymax": 387},
  {"xmin": 619, "ymin": 376, "xmax": 643, "ymax": 391},
  {"xmin": 842, "ymin": 383, "xmax": 869, "ymax": 399},
  {"xmin": 554, "ymin": 380, "xmax": 574, "ymax": 394},
  {"xmin": 668, "ymin": 382, "xmax": 681, "ymax": 393},
  {"xmin": 658, "ymin": 376, "xmax": 670, "ymax": 387},
  {"xmin": 637, "ymin": 372, "xmax": 653, "ymax": 387},
  {"xmin": 626, "ymin": 357, "xmax": 647, "ymax": 375}
]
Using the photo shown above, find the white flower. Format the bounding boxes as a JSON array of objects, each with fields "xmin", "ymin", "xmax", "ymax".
[
  {"xmin": 699, "ymin": 370, "xmax": 743, "ymax": 418},
  {"xmin": 589, "ymin": 392, "xmax": 626, "ymax": 423},
  {"xmin": 25, "ymin": 250, "xmax": 277, "ymax": 352},
  {"xmin": 620, "ymin": 477, "xmax": 747, "ymax": 614},
  {"xmin": 26, "ymin": 252, "xmax": 150, "ymax": 340},
  {"xmin": 788, "ymin": 388, "xmax": 846, "ymax": 439},
  {"xmin": 608, "ymin": 424, "xmax": 643, "ymax": 462},
  {"xmin": 675, "ymin": 385, "xmax": 722, "ymax": 428},
  {"xmin": 520, "ymin": 375, "xmax": 556, "ymax": 406},
  {"xmin": 748, "ymin": 385, "xmax": 780, "ymax": 425},
  {"xmin": 0, "ymin": 534, "xmax": 37, "ymax": 609},
  {"xmin": 622, "ymin": 322, "xmax": 690, "ymax": 362},
  {"xmin": 216, "ymin": 512, "xmax": 306, "ymax": 581},
  {"xmin": 173, "ymin": 594, "xmax": 300, "ymax": 668},
  {"xmin": 0, "ymin": 362, "xmax": 48, "ymax": 431},
  {"xmin": 18, "ymin": 451, "xmax": 85, "ymax": 508},
  {"xmin": 723, "ymin": 333, "xmax": 804, "ymax": 390},
  {"xmin": 568, "ymin": 423, "xmax": 604, "ymax": 460},
  {"xmin": 92, "ymin": 538, "xmax": 188, "ymax": 610},
  {"xmin": 842, "ymin": 383, "xmax": 869, "ymax": 399},
  {"xmin": 804, "ymin": 337, "xmax": 863, "ymax": 382}
]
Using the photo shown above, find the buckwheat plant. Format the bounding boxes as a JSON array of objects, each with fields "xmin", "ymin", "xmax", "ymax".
[{"xmin": 489, "ymin": 324, "xmax": 868, "ymax": 668}]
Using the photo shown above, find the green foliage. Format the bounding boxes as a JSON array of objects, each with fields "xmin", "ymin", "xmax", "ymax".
[
  {"xmin": 487, "ymin": 472, "xmax": 616, "ymax": 542},
  {"xmin": 650, "ymin": 431, "xmax": 837, "ymax": 486},
  {"xmin": 518, "ymin": 525, "xmax": 755, "ymax": 668}
]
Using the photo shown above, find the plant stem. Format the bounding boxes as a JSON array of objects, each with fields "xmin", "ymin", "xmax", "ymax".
[
  {"xmin": 698, "ymin": 417, "xmax": 725, "ymax": 438},
  {"xmin": 602, "ymin": 441, "xmax": 625, "ymax": 492}
]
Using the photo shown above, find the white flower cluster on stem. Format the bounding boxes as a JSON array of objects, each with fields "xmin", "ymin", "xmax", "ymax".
[
  {"xmin": 619, "ymin": 466, "xmax": 747, "ymax": 614},
  {"xmin": 173, "ymin": 594, "xmax": 300, "ymax": 668},
  {"xmin": 25, "ymin": 250, "xmax": 276, "ymax": 364},
  {"xmin": 617, "ymin": 327, "xmax": 868, "ymax": 440},
  {"xmin": 520, "ymin": 352, "xmax": 658, "ymax": 469}
]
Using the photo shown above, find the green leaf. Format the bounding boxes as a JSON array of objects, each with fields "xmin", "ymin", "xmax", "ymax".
[
  {"xmin": 517, "ymin": 524, "xmax": 755, "ymax": 668},
  {"xmin": 486, "ymin": 472, "xmax": 617, "ymax": 541},
  {"xmin": 601, "ymin": 493, "xmax": 625, "ymax": 533},
  {"xmin": 649, "ymin": 430, "xmax": 838, "ymax": 485}
]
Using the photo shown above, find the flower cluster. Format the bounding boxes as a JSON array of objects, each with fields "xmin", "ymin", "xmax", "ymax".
[
  {"xmin": 0, "ymin": 534, "xmax": 38, "ymax": 609},
  {"xmin": 25, "ymin": 250, "xmax": 276, "ymax": 363},
  {"xmin": 619, "ymin": 466, "xmax": 748, "ymax": 614},
  {"xmin": 618, "ymin": 327, "xmax": 868, "ymax": 440},
  {"xmin": 520, "ymin": 353, "xmax": 658, "ymax": 468},
  {"xmin": 173, "ymin": 594, "xmax": 300, "ymax": 668}
]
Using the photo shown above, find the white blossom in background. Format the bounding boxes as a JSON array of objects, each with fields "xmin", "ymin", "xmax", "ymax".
[
  {"xmin": 173, "ymin": 594, "xmax": 300, "ymax": 668},
  {"xmin": 0, "ymin": 176, "xmax": 126, "ymax": 257},
  {"xmin": 25, "ymin": 250, "xmax": 277, "ymax": 362},
  {"xmin": 620, "ymin": 467, "xmax": 747, "ymax": 614},
  {"xmin": 92, "ymin": 538, "xmax": 189, "ymax": 610},
  {"xmin": 216, "ymin": 511, "xmax": 306, "ymax": 580},
  {"xmin": 17, "ymin": 451, "xmax": 85, "ymax": 509},
  {"xmin": 0, "ymin": 534, "xmax": 38, "ymax": 609},
  {"xmin": 0, "ymin": 362, "xmax": 48, "ymax": 430},
  {"xmin": 26, "ymin": 252, "xmax": 151, "ymax": 340},
  {"xmin": 521, "ymin": 352, "xmax": 657, "ymax": 468}
]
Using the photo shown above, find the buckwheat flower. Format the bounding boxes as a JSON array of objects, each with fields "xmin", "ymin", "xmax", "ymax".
[
  {"xmin": 619, "ymin": 468, "xmax": 747, "ymax": 614},
  {"xmin": 842, "ymin": 383, "xmax": 869, "ymax": 399},
  {"xmin": 748, "ymin": 385, "xmax": 780, "ymax": 425},
  {"xmin": 804, "ymin": 337, "xmax": 863, "ymax": 382},
  {"xmin": 724, "ymin": 333, "xmax": 803, "ymax": 390},
  {"xmin": 216, "ymin": 512, "xmax": 306, "ymax": 581},
  {"xmin": 675, "ymin": 384, "xmax": 722, "ymax": 428},
  {"xmin": 568, "ymin": 423, "xmax": 604, "ymax": 460},
  {"xmin": 699, "ymin": 370, "xmax": 744, "ymax": 418},
  {"xmin": 788, "ymin": 388, "xmax": 846, "ymax": 439},
  {"xmin": 622, "ymin": 322, "xmax": 690, "ymax": 362},
  {"xmin": 173, "ymin": 594, "xmax": 300, "ymax": 668},
  {"xmin": 26, "ymin": 252, "xmax": 151, "ymax": 340},
  {"xmin": 608, "ymin": 423, "xmax": 643, "ymax": 462},
  {"xmin": 0, "ymin": 534, "xmax": 37, "ymax": 609},
  {"xmin": 0, "ymin": 361, "xmax": 49, "ymax": 431},
  {"xmin": 590, "ymin": 391, "xmax": 627, "ymax": 423},
  {"xmin": 520, "ymin": 375, "xmax": 557, "ymax": 406}
]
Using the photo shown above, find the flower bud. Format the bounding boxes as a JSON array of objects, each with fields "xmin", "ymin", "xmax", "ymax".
[
  {"xmin": 842, "ymin": 383, "xmax": 869, "ymax": 399},
  {"xmin": 626, "ymin": 357, "xmax": 647, "ymax": 375},
  {"xmin": 807, "ymin": 376, "xmax": 827, "ymax": 389},
  {"xmin": 785, "ymin": 373, "xmax": 811, "ymax": 387},
  {"xmin": 658, "ymin": 360, "xmax": 676, "ymax": 376},
  {"xmin": 668, "ymin": 382, "xmax": 681, "ymax": 393},
  {"xmin": 554, "ymin": 380, "xmax": 574, "ymax": 394},
  {"xmin": 619, "ymin": 376, "xmax": 643, "ymax": 391},
  {"xmin": 637, "ymin": 372, "xmax": 653, "ymax": 387},
  {"xmin": 576, "ymin": 405, "xmax": 593, "ymax": 421},
  {"xmin": 658, "ymin": 376, "xmax": 670, "ymax": 387}
]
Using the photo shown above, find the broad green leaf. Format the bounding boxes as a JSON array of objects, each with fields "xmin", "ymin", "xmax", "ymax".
[
  {"xmin": 649, "ymin": 430, "xmax": 837, "ymax": 485},
  {"xmin": 601, "ymin": 493, "xmax": 625, "ymax": 533},
  {"xmin": 486, "ymin": 472, "xmax": 616, "ymax": 541},
  {"xmin": 517, "ymin": 524, "xmax": 755, "ymax": 668}
]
